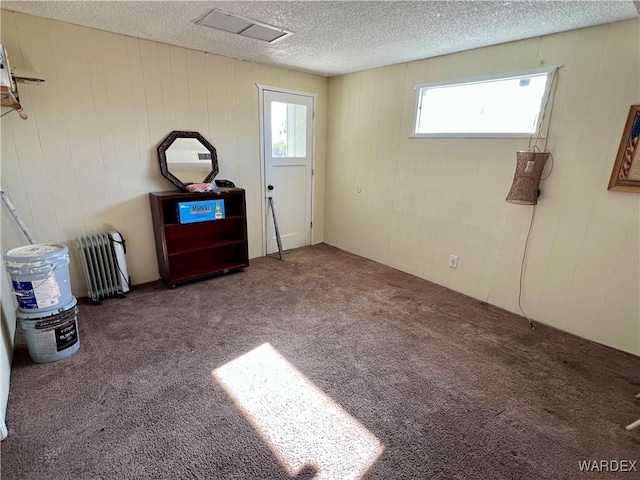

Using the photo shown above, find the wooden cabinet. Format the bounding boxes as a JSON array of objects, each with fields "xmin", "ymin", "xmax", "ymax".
[{"xmin": 149, "ymin": 189, "xmax": 249, "ymax": 288}]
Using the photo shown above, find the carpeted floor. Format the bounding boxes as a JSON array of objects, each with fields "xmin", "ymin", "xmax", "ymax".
[{"xmin": 1, "ymin": 244, "xmax": 639, "ymax": 479}]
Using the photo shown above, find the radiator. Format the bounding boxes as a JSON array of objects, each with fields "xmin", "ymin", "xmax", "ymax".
[{"xmin": 77, "ymin": 231, "xmax": 130, "ymax": 304}]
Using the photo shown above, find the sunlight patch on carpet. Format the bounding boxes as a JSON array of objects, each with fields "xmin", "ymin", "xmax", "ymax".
[{"xmin": 213, "ymin": 343, "xmax": 384, "ymax": 479}]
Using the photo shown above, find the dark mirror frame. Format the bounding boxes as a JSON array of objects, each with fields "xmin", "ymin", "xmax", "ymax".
[{"xmin": 157, "ymin": 130, "xmax": 219, "ymax": 190}]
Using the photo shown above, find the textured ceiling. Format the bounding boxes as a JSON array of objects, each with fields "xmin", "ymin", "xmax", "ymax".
[{"xmin": 3, "ymin": 1, "xmax": 639, "ymax": 77}]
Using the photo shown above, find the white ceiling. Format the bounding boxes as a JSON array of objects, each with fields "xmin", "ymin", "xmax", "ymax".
[{"xmin": 3, "ymin": 1, "xmax": 639, "ymax": 77}]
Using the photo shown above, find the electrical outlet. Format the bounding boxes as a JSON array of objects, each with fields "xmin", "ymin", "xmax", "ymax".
[{"xmin": 448, "ymin": 255, "xmax": 458, "ymax": 268}]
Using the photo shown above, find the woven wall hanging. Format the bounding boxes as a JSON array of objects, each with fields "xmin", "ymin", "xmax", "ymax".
[{"xmin": 505, "ymin": 151, "xmax": 550, "ymax": 205}]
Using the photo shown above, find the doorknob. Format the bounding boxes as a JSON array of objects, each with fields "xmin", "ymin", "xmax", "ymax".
[{"xmin": 267, "ymin": 185, "xmax": 274, "ymax": 191}]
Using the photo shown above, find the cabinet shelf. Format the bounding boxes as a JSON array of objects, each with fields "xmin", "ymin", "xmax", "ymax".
[
  {"xmin": 150, "ymin": 189, "xmax": 249, "ymax": 288},
  {"xmin": 163, "ymin": 215, "xmax": 245, "ymax": 228},
  {"xmin": 168, "ymin": 261, "xmax": 248, "ymax": 284},
  {"xmin": 168, "ymin": 239, "xmax": 245, "ymax": 257}
]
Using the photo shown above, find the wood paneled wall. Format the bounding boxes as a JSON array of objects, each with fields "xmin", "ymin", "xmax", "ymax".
[
  {"xmin": 0, "ymin": 10, "xmax": 328, "ymax": 294},
  {"xmin": 325, "ymin": 19, "xmax": 640, "ymax": 355}
]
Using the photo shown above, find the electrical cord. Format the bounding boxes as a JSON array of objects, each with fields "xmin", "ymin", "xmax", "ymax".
[
  {"xmin": 517, "ymin": 66, "xmax": 559, "ymax": 330},
  {"xmin": 541, "ymin": 153, "xmax": 554, "ymax": 180},
  {"xmin": 529, "ymin": 66, "xmax": 560, "ymax": 152},
  {"xmin": 518, "ymin": 204, "xmax": 537, "ymax": 330},
  {"xmin": 537, "ymin": 68, "xmax": 558, "ymax": 180},
  {"xmin": 108, "ymin": 235, "xmax": 132, "ymax": 290}
]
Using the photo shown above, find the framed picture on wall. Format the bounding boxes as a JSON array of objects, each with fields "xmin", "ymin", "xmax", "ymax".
[{"xmin": 608, "ymin": 104, "xmax": 640, "ymax": 193}]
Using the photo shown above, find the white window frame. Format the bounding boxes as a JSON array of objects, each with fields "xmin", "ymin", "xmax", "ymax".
[{"xmin": 410, "ymin": 65, "xmax": 559, "ymax": 139}]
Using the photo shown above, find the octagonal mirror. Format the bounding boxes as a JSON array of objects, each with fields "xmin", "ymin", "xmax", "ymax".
[{"xmin": 157, "ymin": 131, "xmax": 219, "ymax": 190}]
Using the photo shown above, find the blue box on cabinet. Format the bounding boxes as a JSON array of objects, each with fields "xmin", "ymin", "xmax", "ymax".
[{"xmin": 177, "ymin": 199, "xmax": 225, "ymax": 224}]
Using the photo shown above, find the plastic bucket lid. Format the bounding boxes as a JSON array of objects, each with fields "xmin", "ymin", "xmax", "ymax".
[
  {"xmin": 17, "ymin": 297, "xmax": 77, "ymax": 321},
  {"xmin": 4, "ymin": 244, "xmax": 69, "ymax": 271}
]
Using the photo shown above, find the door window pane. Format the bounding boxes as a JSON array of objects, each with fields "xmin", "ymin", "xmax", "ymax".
[{"xmin": 271, "ymin": 101, "xmax": 306, "ymax": 157}]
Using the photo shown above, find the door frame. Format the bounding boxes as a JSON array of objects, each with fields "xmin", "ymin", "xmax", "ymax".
[{"xmin": 257, "ymin": 84, "xmax": 317, "ymax": 256}]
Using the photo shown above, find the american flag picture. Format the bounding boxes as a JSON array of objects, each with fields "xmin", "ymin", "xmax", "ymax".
[{"xmin": 619, "ymin": 111, "xmax": 640, "ymax": 180}]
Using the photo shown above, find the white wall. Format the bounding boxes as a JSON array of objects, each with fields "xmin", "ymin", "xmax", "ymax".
[
  {"xmin": 0, "ymin": 10, "xmax": 327, "ymax": 428},
  {"xmin": 325, "ymin": 19, "xmax": 640, "ymax": 356},
  {"xmin": 0, "ymin": 221, "xmax": 17, "ymax": 439}
]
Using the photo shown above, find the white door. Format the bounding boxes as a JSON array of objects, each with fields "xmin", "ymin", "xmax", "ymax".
[{"xmin": 262, "ymin": 89, "xmax": 314, "ymax": 254}]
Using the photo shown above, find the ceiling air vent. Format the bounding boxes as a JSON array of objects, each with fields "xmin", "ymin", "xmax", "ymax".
[{"xmin": 196, "ymin": 9, "xmax": 292, "ymax": 43}]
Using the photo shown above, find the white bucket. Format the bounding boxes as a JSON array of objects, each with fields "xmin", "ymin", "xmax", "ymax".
[
  {"xmin": 4, "ymin": 244, "xmax": 73, "ymax": 312},
  {"xmin": 17, "ymin": 297, "xmax": 80, "ymax": 364}
]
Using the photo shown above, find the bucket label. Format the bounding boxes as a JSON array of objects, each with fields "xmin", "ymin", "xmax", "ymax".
[
  {"xmin": 12, "ymin": 277, "xmax": 61, "ymax": 309},
  {"xmin": 12, "ymin": 280, "xmax": 37, "ymax": 309},
  {"xmin": 33, "ymin": 276, "xmax": 61, "ymax": 308},
  {"xmin": 33, "ymin": 318, "xmax": 78, "ymax": 355},
  {"xmin": 55, "ymin": 320, "xmax": 78, "ymax": 352},
  {"xmin": 35, "ymin": 327, "xmax": 59, "ymax": 355}
]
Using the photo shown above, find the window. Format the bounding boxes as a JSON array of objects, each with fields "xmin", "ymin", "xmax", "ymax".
[
  {"xmin": 412, "ymin": 66, "xmax": 558, "ymax": 138},
  {"xmin": 271, "ymin": 101, "xmax": 307, "ymax": 157}
]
